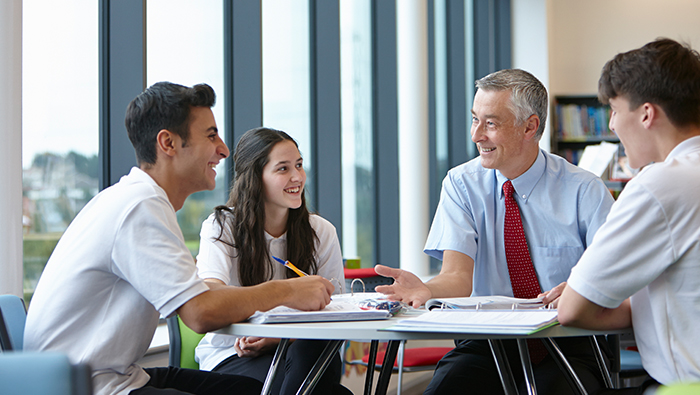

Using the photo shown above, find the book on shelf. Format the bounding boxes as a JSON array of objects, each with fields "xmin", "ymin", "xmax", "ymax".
[
  {"xmin": 556, "ymin": 103, "xmax": 615, "ymax": 141},
  {"xmin": 389, "ymin": 309, "xmax": 559, "ymax": 335},
  {"xmin": 247, "ymin": 292, "xmax": 395, "ymax": 324},
  {"xmin": 424, "ymin": 295, "xmax": 545, "ymax": 311}
]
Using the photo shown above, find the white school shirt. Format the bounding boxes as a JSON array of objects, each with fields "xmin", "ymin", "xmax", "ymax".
[
  {"xmin": 24, "ymin": 167, "xmax": 209, "ymax": 395},
  {"xmin": 568, "ymin": 136, "xmax": 700, "ymax": 384},
  {"xmin": 194, "ymin": 212, "xmax": 344, "ymax": 371}
]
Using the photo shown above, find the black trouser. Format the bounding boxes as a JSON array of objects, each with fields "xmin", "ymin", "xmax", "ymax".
[
  {"xmin": 130, "ymin": 366, "xmax": 262, "ymax": 395},
  {"xmin": 424, "ymin": 337, "xmax": 607, "ymax": 395},
  {"xmin": 212, "ymin": 339, "xmax": 351, "ymax": 395}
]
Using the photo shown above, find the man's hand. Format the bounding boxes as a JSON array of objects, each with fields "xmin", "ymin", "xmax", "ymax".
[
  {"xmin": 539, "ymin": 282, "xmax": 567, "ymax": 308},
  {"xmin": 234, "ymin": 337, "xmax": 280, "ymax": 358},
  {"xmin": 374, "ymin": 264, "xmax": 432, "ymax": 308},
  {"xmin": 280, "ymin": 275, "xmax": 334, "ymax": 311}
]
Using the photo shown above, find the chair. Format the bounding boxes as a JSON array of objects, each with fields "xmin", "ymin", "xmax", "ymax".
[
  {"xmin": 360, "ymin": 341, "xmax": 452, "ymax": 394},
  {"xmin": 0, "ymin": 351, "xmax": 93, "ymax": 395},
  {"xmin": 0, "ymin": 295, "xmax": 93, "ymax": 394},
  {"xmin": 343, "ymin": 267, "xmax": 451, "ymax": 394},
  {"xmin": 167, "ymin": 315, "xmax": 205, "ymax": 369},
  {"xmin": 0, "ymin": 294, "xmax": 27, "ymax": 351},
  {"xmin": 656, "ymin": 382, "xmax": 700, "ymax": 395},
  {"xmin": 604, "ymin": 333, "xmax": 649, "ymax": 388}
]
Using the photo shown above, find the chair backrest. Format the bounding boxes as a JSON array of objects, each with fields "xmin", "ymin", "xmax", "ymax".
[
  {"xmin": 0, "ymin": 294, "xmax": 27, "ymax": 351},
  {"xmin": 0, "ymin": 351, "xmax": 93, "ymax": 395},
  {"xmin": 343, "ymin": 268, "xmax": 394, "ymax": 293},
  {"xmin": 167, "ymin": 315, "xmax": 205, "ymax": 369}
]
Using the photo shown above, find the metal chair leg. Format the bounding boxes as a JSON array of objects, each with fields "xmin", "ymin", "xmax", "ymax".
[
  {"xmin": 297, "ymin": 340, "xmax": 344, "ymax": 395},
  {"xmin": 543, "ymin": 338, "xmax": 588, "ymax": 395},
  {"xmin": 262, "ymin": 338, "xmax": 290, "ymax": 395}
]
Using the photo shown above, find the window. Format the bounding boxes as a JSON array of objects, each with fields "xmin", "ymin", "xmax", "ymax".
[
  {"xmin": 261, "ymin": 0, "xmax": 313, "ymax": 205},
  {"xmin": 340, "ymin": 0, "xmax": 375, "ymax": 267},
  {"xmin": 22, "ymin": 0, "xmax": 99, "ymax": 302},
  {"xmin": 147, "ymin": 0, "xmax": 227, "ymax": 256}
]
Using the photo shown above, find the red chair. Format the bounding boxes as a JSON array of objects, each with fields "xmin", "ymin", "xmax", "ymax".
[
  {"xmin": 361, "ymin": 342, "xmax": 451, "ymax": 394},
  {"xmin": 343, "ymin": 267, "xmax": 452, "ymax": 394}
]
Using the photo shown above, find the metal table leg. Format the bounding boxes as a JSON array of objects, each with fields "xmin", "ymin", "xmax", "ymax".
[
  {"xmin": 262, "ymin": 338, "xmax": 290, "ymax": 395},
  {"xmin": 363, "ymin": 340, "xmax": 380, "ymax": 395},
  {"xmin": 516, "ymin": 339, "xmax": 537, "ymax": 395},
  {"xmin": 590, "ymin": 336, "xmax": 613, "ymax": 389},
  {"xmin": 297, "ymin": 340, "xmax": 344, "ymax": 395},
  {"xmin": 374, "ymin": 340, "xmax": 401, "ymax": 395},
  {"xmin": 543, "ymin": 338, "xmax": 587, "ymax": 395},
  {"xmin": 489, "ymin": 339, "xmax": 518, "ymax": 395}
]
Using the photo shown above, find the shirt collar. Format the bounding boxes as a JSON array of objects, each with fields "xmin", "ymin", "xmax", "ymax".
[
  {"xmin": 265, "ymin": 231, "xmax": 287, "ymax": 242},
  {"xmin": 497, "ymin": 149, "xmax": 545, "ymax": 202},
  {"xmin": 665, "ymin": 135, "xmax": 700, "ymax": 161}
]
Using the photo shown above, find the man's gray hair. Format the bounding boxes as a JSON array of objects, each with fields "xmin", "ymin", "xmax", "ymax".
[{"xmin": 475, "ymin": 69, "xmax": 548, "ymax": 139}]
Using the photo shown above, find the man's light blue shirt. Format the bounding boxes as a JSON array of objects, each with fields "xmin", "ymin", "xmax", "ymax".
[{"xmin": 424, "ymin": 149, "xmax": 614, "ymax": 297}]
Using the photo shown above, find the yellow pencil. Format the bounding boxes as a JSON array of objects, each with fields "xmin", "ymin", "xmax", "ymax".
[{"xmin": 273, "ymin": 256, "xmax": 308, "ymax": 277}]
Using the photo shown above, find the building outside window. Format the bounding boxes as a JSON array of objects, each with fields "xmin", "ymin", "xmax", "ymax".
[
  {"xmin": 146, "ymin": 0, "xmax": 227, "ymax": 257},
  {"xmin": 22, "ymin": 0, "xmax": 99, "ymax": 303}
]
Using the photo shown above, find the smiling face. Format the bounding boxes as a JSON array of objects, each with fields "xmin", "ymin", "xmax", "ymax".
[
  {"xmin": 177, "ymin": 106, "xmax": 229, "ymax": 193},
  {"xmin": 608, "ymin": 96, "xmax": 657, "ymax": 169},
  {"xmin": 470, "ymin": 89, "xmax": 539, "ymax": 179},
  {"xmin": 261, "ymin": 140, "xmax": 306, "ymax": 218}
]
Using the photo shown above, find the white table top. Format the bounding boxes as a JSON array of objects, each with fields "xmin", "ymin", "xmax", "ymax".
[{"xmin": 215, "ymin": 314, "xmax": 621, "ymax": 341}]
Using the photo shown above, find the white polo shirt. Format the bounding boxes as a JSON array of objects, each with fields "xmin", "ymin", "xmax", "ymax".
[{"xmin": 568, "ymin": 136, "xmax": 700, "ymax": 384}]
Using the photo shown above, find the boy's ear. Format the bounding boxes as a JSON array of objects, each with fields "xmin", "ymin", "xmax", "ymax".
[
  {"xmin": 156, "ymin": 129, "xmax": 178, "ymax": 157},
  {"xmin": 640, "ymin": 103, "xmax": 656, "ymax": 129}
]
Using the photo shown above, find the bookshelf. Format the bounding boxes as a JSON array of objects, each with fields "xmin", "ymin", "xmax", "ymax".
[
  {"xmin": 551, "ymin": 95, "xmax": 619, "ymax": 165},
  {"xmin": 552, "ymin": 95, "xmax": 634, "ymax": 198}
]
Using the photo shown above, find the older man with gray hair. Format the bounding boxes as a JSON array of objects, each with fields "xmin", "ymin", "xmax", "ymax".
[{"xmin": 376, "ymin": 69, "xmax": 614, "ymax": 394}]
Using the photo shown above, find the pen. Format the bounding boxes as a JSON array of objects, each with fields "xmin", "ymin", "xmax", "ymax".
[{"xmin": 272, "ymin": 256, "xmax": 309, "ymax": 277}]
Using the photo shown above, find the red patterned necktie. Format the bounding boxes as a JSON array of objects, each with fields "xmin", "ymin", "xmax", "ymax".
[{"xmin": 503, "ymin": 180, "xmax": 548, "ymax": 364}]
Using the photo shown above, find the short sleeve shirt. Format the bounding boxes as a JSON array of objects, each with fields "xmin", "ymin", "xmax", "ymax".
[
  {"xmin": 24, "ymin": 168, "xmax": 209, "ymax": 395},
  {"xmin": 425, "ymin": 149, "xmax": 614, "ymax": 296},
  {"xmin": 568, "ymin": 136, "xmax": 700, "ymax": 384},
  {"xmin": 194, "ymin": 211, "xmax": 344, "ymax": 370}
]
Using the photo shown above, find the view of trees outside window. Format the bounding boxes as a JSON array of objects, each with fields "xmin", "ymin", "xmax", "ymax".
[
  {"xmin": 340, "ymin": 0, "xmax": 375, "ymax": 268},
  {"xmin": 261, "ymin": 0, "xmax": 313, "ymax": 207},
  {"xmin": 21, "ymin": 0, "xmax": 100, "ymax": 303},
  {"xmin": 147, "ymin": 0, "xmax": 227, "ymax": 257}
]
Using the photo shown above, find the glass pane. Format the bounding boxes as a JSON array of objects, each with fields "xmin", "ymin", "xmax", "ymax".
[
  {"xmin": 432, "ymin": 0, "xmax": 449, "ymax": 274},
  {"xmin": 22, "ymin": 0, "xmax": 100, "ymax": 302},
  {"xmin": 147, "ymin": 0, "xmax": 226, "ymax": 256},
  {"xmin": 261, "ymin": 0, "xmax": 313, "ymax": 204},
  {"xmin": 340, "ymin": 0, "xmax": 375, "ymax": 267},
  {"xmin": 434, "ymin": 0, "xmax": 449, "ymax": 184}
]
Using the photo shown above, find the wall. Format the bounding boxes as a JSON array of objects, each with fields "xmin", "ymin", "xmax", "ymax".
[
  {"xmin": 0, "ymin": 0, "xmax": 23, "ymax": 297},
  {"xmin": 512, "ymin": 0, "xmax": 551, "ymax": 150},
  {"xmin": 548, "ymin": 0, "xmax": 700, "ymax": 96}
]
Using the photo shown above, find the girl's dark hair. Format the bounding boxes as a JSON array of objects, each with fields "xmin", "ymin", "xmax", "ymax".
[{"xmin": 213, "ymin": 127, "xmax": 318, "ymax": 286}]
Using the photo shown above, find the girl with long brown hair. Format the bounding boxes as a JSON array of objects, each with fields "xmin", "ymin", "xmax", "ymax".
[{"xmin": 193, "ymin": 127, "xmax": 349, "ymax": 395}]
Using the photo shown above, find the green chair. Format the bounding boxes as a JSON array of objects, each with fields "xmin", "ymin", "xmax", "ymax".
[
  {"xmin": 167, "ymin": 315, "xmax": 205, "ymax": 369},
  {"xmin": 656, "ymin": 382, "xmax": 700, "ymax": 395}
]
